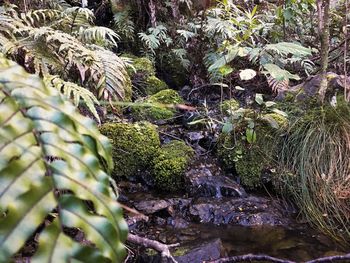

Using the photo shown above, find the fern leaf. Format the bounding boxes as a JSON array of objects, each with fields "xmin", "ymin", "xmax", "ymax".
[
  {"xmin": 21, "ymin": 9, "xmax": 62, "ymax": 27},
  {"xmin": 44, "ymin": 75, "xmax": 101, "ymax": 123},
  {"xmin": 57, "ymin": 7, "xmax": 95, "ymax": 32},
  {"xmin": 113, "ymin": 10, "xmax": 134, "ymax": 40},
  {"xmin": 93, "ymin": 49, "xmax": 129, "ymax": 101},
  {"xmin": 47, "ymin": 0, "xmax": 72, "ymax": 10},
  {"xmin": 77, "ymin": 26, "xmax": 120, "ymax": 48},
  {"xmin": 266, "ymin": 75, "xmax": 289, "ymax": 94},
  {"xmin": 0, "ymin": 57, "xmax": 127, "ymax": 262}
]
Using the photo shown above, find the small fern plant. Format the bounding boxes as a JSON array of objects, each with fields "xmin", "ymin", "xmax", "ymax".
[
  {"xmin": 0, "ymin": 4, "xmax": 131, "ymax": 120},
  {"xmin": 0, "ymin": 57, "xmax": 128, "ymax": 262}
]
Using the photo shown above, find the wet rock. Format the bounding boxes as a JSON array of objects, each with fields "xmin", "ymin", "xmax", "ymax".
[
  {"xmin": 132, "ymin": 198, "xmax": 192, "ymax": 218},
  {"xmin": 174, "ymin": 238, "xmax": 225, "ymax": 263},
  {"xmin": 189, "ymin": 196, "xmax": 290, "ymax": 226},
  {"xmin": 127, "ymin": 214, "xmax": 149, "ymax": 229},
  {"xmin": 167, "ymin": 217, "xmax": 190, "ymax": 229},
  {"xmin": 185, "ymin": 131, "xmax": 205, "ymax": 142},
  {"xmin": 153, "ymin": 217, "xmax": 167, "ymax": 226},
  {"xmin": 186, "ymin": 167, "xmax": 247, "ymax": 198},
  {"xmin": 134, "ymin": 199, "xmax": 170, "ymax": 215}
]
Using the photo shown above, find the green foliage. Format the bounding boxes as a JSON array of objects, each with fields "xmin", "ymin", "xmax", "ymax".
[
  {"xmin": 153, "ymin": 140, "xmax": 194, "ymax": 191},
  {"xmin": 43, "ymin": 75, "xmax": 101, "ymax": 122},
  {"xmin": 218, "ymin": 99, "xmax": 287, "ymax": 189},
  {"xmin": 132, "ymin": 89, "xmax": 183, "ymax": 121},
  {"xmin": 99, "ymin": 122, "xmax": 160, "ymax": 179},
  {"xmin": 0, "ymin": 5, "xmax": 131, "ymax": 114},
  {"xmin": 0, "ymin": 57, "xmax": 127, "ymax": 262},
  {"xmin": 124, "ymin": 55, "xmax": 156, "ymax": 78},
  {"xmin": 218, "ymin": 124, "xmax": 279, "ymax": 189},
  {"xmin": 220, "ymin": 98, "xmax": 240, "ymax": 115},
  {"xmin": 138, "ymin": 25, "xmax": 173, "ymax": 56},
  {"xmin": 113, "ymin": 8, "xmax": 135, "ymax": 41}
]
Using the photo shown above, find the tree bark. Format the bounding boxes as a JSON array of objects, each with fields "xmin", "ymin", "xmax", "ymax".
[{"xmin": 317, "ymin": 0, "xmax": 331, "ymax": 101}]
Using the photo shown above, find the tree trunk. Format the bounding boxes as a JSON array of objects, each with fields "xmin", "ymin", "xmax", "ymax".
[{"xmin": 317, "ymin": 0, "xmax": 330, "ymax": 101}]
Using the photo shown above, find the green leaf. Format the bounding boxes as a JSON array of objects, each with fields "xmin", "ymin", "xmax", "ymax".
[
  {"xmin": 255, "ymin": 93, "xmax": 264, "ymax": 105},
  {"xmin": 219, "ymin": 65, "xmax": 233, "ymax": 76},
  {"xmin": 272, "ymin": 108, "xmax": 288, "ymax": 117},
  {"xmin": 0, "ymin": 57, "xmax": 127, "ymax": 262},
  {"xmin": 222, "ymin": 122, "xmax": 233, "ymax": 133},
  {"xmin": 260, "ymin": 115, "xmax": 279, "ymax": 129},
  {"xmin": 246, "ymin": 128, "xmax": 256, "ymax": 144},
  {"xmin": 265, "ymin": 101, "xmax": 276, "ymax": 107},
  {"xmin": 263, "ymin": 63, "xmax": 300, "ymax": 81}
]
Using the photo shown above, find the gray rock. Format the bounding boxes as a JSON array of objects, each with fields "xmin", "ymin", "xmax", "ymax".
[
  {"xmin": 189, "ymin": 196, "xmax": 290, "ymax": 226},
  {"xmin": 134, "ymin": 199, "xmax": 170, "ymax": 214},
  {"xmin": 174, "ymin": 238, "xmax": 225, "ymax": 263},
  {"xmin": 186, "ymin": 167, "xmax": 247, "ymax": 198}
]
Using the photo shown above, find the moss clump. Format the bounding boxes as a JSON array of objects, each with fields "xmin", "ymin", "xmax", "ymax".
[
  {"xmin": 153, "ymin": 140, "xmax": 194, "ymax": 191},
  {"xmin": 99, "ymin": 122, "xmax": 160, "ymax": 179},
  {"xmin": 261, "ymin": 113, "xmax": 288, "ymax": 129},
  {"xmin": 124, "ymin": 76, "xmax": 133, "ymax": 101},
  {"xmin": 123, "ymin": 54, "xmax": 155, "ymax": 78},
  {"xmin": 234, "ymin": 137, "xmax": 271, "ymax": 189},
  {"xmin": 220, "ymin": 99, "xmax": 240, "ymax": 115},
  {"xmin": 143, "ymin": 75, "xmax": 169, "ymax": 95},
  {"xmin": 132, "ymin": 89, "xmax": 184, "ymax": 121},
  {"xmin": 217, "ymin": 121, "xmax": 280, "ymax": 189}
]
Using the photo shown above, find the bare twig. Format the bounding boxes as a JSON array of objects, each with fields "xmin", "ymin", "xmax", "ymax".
[
  {"xmin": 209, "ymin": 254, "xmax": 296, "ymax": 263},
  {"xmin": 209, "ymin": 253, "xmax": 350, "ymax": 263},
  {"xmin": 127, "ymin": 233, "xmax": 179, "ymax": 263},
  {"xmin": 306, "ymin": 253, "xmax": 350, "ymax": 263}
]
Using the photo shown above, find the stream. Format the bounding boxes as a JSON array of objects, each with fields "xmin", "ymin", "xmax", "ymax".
[{"xmin": 121, "ymin": 182, "xmax": 347, "ymax": 263}]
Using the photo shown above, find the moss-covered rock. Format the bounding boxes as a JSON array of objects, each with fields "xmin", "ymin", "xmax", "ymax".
[
  {"xmin": 123, "ymin": 54, "xmax": 155, "ymax": 78},
  {"xmin": 153, "ymin": 140, "xmax": 194, "ymax": 191},
  {"xmin": 132, "ymin": 89, "xmax": 184, "ymax": 121},
  {"xmin": 220, "ymin": 99, "xmax": 240, "ymax": 115},
  {"xmin": 99, "ymin": 122, "xmax": 160, "ymax": 179},
  {"xmin": 217, "ymin": 119, "xmax": 281, "ymax": 189},
  {"xmin": 143, "ymin": 75, "xmax": 169, "ymax": 95},
  {"xmin": 124, "ymin": 76, "xmax": 133, "ymax": 101},
  {"xmin": 260, "ymin": 113, "xmax": 288, "ymax": 129}
]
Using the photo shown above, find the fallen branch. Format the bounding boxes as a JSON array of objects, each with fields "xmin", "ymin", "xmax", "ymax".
[
  {"xmin": 209, "ymin": 254, "xmax": 296, "ymax": 263},
  {"xmin": 306, "ymin": 253, "xmax": 350, "ymax": 263},
  {"xmin": 209, "ymin": 253, "xmax": 350, "ymax": 263},
  {"xmin": 127, "ymin": 233, "xmax": 179, "ymax": 263}
]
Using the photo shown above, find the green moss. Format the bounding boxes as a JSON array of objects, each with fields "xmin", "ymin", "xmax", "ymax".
[
  {"xmin": 149, "ymin": 89, "xmax": 183, "ymax": 104},
  {"xmin": 124, "ymin": 76, "xmax": 133, "ymax": 101},
  {"xmin": 132, "ymin": 89, "xmax": 184, "ymax": 121},
  {"xmin": 172, "ymin": 247, "xmax": 191, "ymax": 257},
  {"xmin": 144, "ymin": 75, "xmax": 169, "ymax": 95},
  {"xmin": 234, "ymin": 139, "xmax": 269, "ymax": 189},
  {"xmin": 217, "ymin": 121, "xmax": 280, "ymax": 189},
  {"xmin": 99, "ymin": 122, "xmax": 160, "ymax": 179},
  {"xmin": 220, "ymin": 99, "xmax": 240, "ymax": 115},
  {"xmin": 123, "ymin": 54, "xmax": 155, "ymax": 78},
  {"xmin": 261, "ymin": 113, "xmax": 288, "ymax": 129},
  {"xmin": 153, "ymin": 140, "xmax": 194, "ymax": 192}
]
